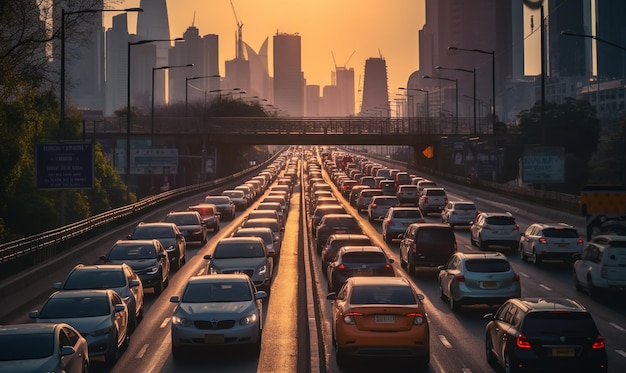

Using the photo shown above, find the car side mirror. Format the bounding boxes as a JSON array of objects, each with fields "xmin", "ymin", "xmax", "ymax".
[
  {"xmin": 170, "ymin": 296, "xmax": 180, "ymax": 303},
  {"xmin": 114, "ymin": 304, "xmax": 126, "ymax": 313},
  {"xmin": 203, "ymin": 254, "xmax": 212, "ymax": 260},
  {"xmin": 99, "ymin": 255, "xmax": 107, "ymax": 262},
  {"xmin": 126, "ymin": 234, "xmax": 132, "ymax": 239},
  {"xmin": 60, "ymin": 346, "xmax": 76, "ymax": 356},
  {"xmin": 437, "ymin": 265, "xmax": 446, "ymax": 270},
  {"xmin": 29, "ymin": 310, "xmax": 39, "ymax": 319},
  {"xmin": 256, "ymin": 291, "xmax": 268, "ymax": 300},
  {"xmin": 326, "ymin": 292, "xmax": 337, "ymax": 300},
  {"xmin": 129, "ymin": 280, "xmax": 141, "ymax": 288},
  {"xmin": 53, "ymin": 282, "xmax": 62, "ymax": 290}
]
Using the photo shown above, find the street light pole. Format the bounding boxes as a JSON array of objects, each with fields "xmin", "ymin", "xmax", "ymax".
[
  {"xmin": 152, "ymin": 64, "xmax": 193, "ymax": 144},
  {"xmin": 436, "ymin": 66, "xmax": 476, "ymax": 135},
  {"xmin": 448, "ymin": 46, "xmax": 495, "ymax": 134},
  {"xmin": 126, "ymin": 37, "xmax": 182, "ymax": 201},
  {"xmin": 185, "ymin": 75, "xmax": 221, "ymax": 117},
  {"xmin": 423, "ymin": 75, "xmax": 458, "ymax": 134},
  {"xmin": 60, "ymin": 7, "xmax": 142, "ymax": 142}
]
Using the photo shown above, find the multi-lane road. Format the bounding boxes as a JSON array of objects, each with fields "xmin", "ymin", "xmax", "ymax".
[{"xmin": 3, "ymin": 148, "xmax": 625, "ymax": 373}]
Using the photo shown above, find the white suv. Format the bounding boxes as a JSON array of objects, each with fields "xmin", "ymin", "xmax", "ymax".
[
  {"xmin": 519, "ymin": 223, "xmax": 583, "ymax": 265},
  {"xmin": 573, "ymin": 234, "xmax": 626, "ymax": 299},
  {"xmin": 470, "ymin": 212, "xmax": 519, "ymax": 250}
]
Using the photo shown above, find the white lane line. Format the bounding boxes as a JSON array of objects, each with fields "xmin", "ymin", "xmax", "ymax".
[
  {"xmin": 518, "ymin": 272, "xmax": 530, "ymax": 278},
  {"xmin": 160, "ymin": 318, "xmax": 169, "ymax": 329},
  {"xmin": 610, "ymin": 322, "xmax": 626, "ymax": 332},
  {"xmin": 539, "ymin": 284, "xmax": 552, "ymax": 291},
  {"xmin": 438, "ymin": 335, "xmax": 453, "ymax": 349},
  {"xmin": 465, "ymin": 245, "xmax": 475, "ymax": 251},
  {"xmin": 462, "ymin": 368, "xmax": 472, "ymax": 373},
  {"xmin": 616, "ymin": 350, "xmax": 626, "ymax": 358},
  {"xmin": 135, "ymin": 343, "xmax": 149, "ymax": 359}
]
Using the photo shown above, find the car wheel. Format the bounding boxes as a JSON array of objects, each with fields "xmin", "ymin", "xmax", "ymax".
[
  {"xmin": 485, "ymin": 335, "xmax": 496, "ymax": 365},
  {"xmin": 531, "ymin": 249, "xmax": 542, "ymax": 266},
  {"xmin": 519, "ymin": 245, "xmax": 527, "ymax": 261},
  {"xmin": 478, "ymin": 237, "xmax": 487, "ymax": 251},
  {"xmin": 449, "ymin": 289, "xmax": 460, "ymax": 312},
  {"xmin": 105, "ymin": 334, "xmax": 120, "ymax": 364},
  {"xmin": 573, "ymin": 271, "xmax": 584, "ymax": 291},
  {"xmin": 504, "ymin": 351, "xmax": 518, "ymax": 373}
]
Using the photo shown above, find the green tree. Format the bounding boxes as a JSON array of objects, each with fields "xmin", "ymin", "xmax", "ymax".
[{"xmin": 588, "ymin": 117, "xmax": 626, "ymax": 185}]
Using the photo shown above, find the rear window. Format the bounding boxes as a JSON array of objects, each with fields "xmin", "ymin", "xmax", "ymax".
[
  {"xmin": 455, "ymin": 203, "xmax": 476, "ymax": 211},
  {"xmin": 399, "ymin": 186, "xmax": 418, "ymax": 192},
  {"xmin": 349, "ymin": 285, "xmax": 416, "ymax": 305},
  {"xmin": 376, "ymin": 198, "xmax": 399, "ymax": 205},
  {"xmin": 426, "ymin": 189, "xmax": 446, "ymax": 196},
  {"xmin": 392, "ymin": 210, "xmax": 423, "ymax": 219},
  {"xmin": 341, "ymin": 252, "xmax": 387, "ymax": 263},
  {"xmin": 523, "ymin": 312, "xmax": 598, "ymax": 336},
  {"xmin": 361, "ymin": 190, "xmax": 382, "ymax": 197},
  {"xmin": 326, "ymin": 218, "xmax": 358, "ymax": 227},
  {"xmin": 415, "ymin": 228, "xmax": 455, "ymax": 243},
  {"xmin": 330, "ymin": 239, "xmax": 372, "ymax": 250},
  {"xmin": 542, "ymin": 228, "xmax": 579, "ymax": 238},
  {"xmin": 606, "ymin": 247, "xmax": 626, "ymax": 266},
  {"xmin": 205, "ymin": 196, "xmax": 230, "ymax": 204},
  {"xmin": 465, "ymin": 259, "xmax": 511, "ymax": 273},
  {"xmin": 486, "ymin": 216, "xmax": 516, "ymax": 225}
]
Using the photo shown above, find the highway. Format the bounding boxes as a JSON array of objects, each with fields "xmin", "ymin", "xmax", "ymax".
[{"xmin": 3, "ymin": 147, "xmax": 625, "ymax": 373}]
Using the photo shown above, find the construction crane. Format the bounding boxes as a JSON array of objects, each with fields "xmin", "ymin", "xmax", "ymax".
[
  {"xmin": 332, "ymin": 50, "xmax": 356, "ymax": 70},
  {"xmin": 230, "ymin": 0, "xmax": 244, "ymax": 60}
]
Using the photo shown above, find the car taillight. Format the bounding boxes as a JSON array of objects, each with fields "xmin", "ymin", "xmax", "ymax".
[
  {"xmin": 423, "ymin": 197, "xmax": 429, "ymax": 203},
  {"xmin": 337, "ymin": 264, "xmax": 346, "ymax": 270},
  {"xmin": 483, "ymin": 225, "xmax": 491, "ymax": 230},
  {"xmin": 455, "ymin": 275, "xmax": 465, "ymax": 282},
  {"xmin": 513, "ymin": 225, "xmax": 519, "ymax": 231},
  {"xmin": 591, "ymin": 336, "xmax": 606, "ymax": 349},
  {"xmin": 419, "ymin": 219, "xmax": 426, "ymax": 223},
  {"xmin": 343, "ymin": 312, "xmax": 362, "ymax": 324},
  {"xmin": 371, "ymin": 204, "xmax": 378, "ymax": 208},
  {"xmin": 538, "ymin": 237, "xmax": 548, "ymax": 244},
  {"xmin": 384, "ymin": 264, "xmax": 392, "ymax": 269},
  {"xmin": 577, "ymin": 237, "xmax": 583, "ymax": 244},
  {"xmin": 406, "ymin": 312, "xmax": 426, "ymax": 325},
  {"xmin": 387, "ymin": 219, "xmax": 393, "ymax": 225},
  {"xmin": 516, "ymin": 334, "xmax": 531, "ymax": 349},
  {"xmin": 513, "ymin": 273, "xmax": 520, "ymax": 281}
]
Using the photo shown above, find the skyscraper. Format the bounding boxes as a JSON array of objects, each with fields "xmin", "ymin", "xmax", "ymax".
[
  {"xmin": 245, "ymin": 38, "xmax": 273, "ymax": 102},
  {"xmin": 596, "ymin": 0, "xmax": 626, "ymax": 79},
  {"xmin": 548, "ymin": 0, "xmax": 592, "ymax": 77},
  {"xmin": 137, "ymin": 0, "xmax": 171, "ymax": 104},
  {"xmin": 105, "ymin": 13, "xmax": 131, "ymax": 115},
  {"xmin": 273, "ymin": 32, "xmax": 304, "ymax": 116},
  {"xmin": 360, "ymin": 57, "xmax": 389, "ymax": 116}
]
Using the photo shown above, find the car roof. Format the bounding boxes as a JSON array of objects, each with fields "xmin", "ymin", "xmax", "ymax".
[
  {"xmin": 532, "ymin": 222, "xmax": 575, "ymax": 230},
  {"xmin": 187, "ymin": 274, "xmax": 250, "ymax": 285},
  {"xmin": 479, "ymin": 211, "xmax": 513, "ymax": 218},
  {"xmin": 137, "ymin": 222, "xmax": 177, "ymax": 228},
  {"xmin": 390, "ymin": 206, "xmax": 421, "ymax": 211},
  {"xmin": 49, "ymin": 289, "xmax": 112, "ymax": 299},
  {"xmin": 72, "ymin": 264, "xmax": 127, "ymax": 272},
  {"xmin": 346, "ymin": 276, "xmax": 411, "ymax": 287},
  {"xmin": 166, "ymin": 211, "xmax": 199, "ymax": 216},
  {"xmin": 456, "ymin": 251, "xmax": 507, "ymax": 260},
  {"xmin": 234, "ymin": 227, "xmax": 273, "ymax": 234},
  {"xmin": 0, "ymin": 323, "xmax": 67, "ymax": 335},
  {"xmin": 328, "ymin": 234, "xmax": 370, "ymax": 240},
  {"xmin": 114, "ymin": 239, "xmax": 157, "ymax": 246},
  {"xmin": 339, "ymin": 246, "xmax": 385, "ymax": 253},
  {"xmin": 217, "ymin": 236, "xmax": 264, "ymax": 244},
  {"xmin": 510, "ymin": 297, "xmax": 587, "ymax": 313}
]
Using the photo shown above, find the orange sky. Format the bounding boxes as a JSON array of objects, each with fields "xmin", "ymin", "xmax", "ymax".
[{"xmin": 105, "ymin": 0, "xmax": 426, "ymax": 109}]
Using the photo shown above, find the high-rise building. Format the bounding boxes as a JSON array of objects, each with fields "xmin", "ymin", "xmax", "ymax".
[
  {"xmin": 137, "ymin": 0, "xmax": 171, "ymax": 105},
  {"xmin": 273, "ymin": 32, "xmax": 304, "ymax": 116},
  {"xmin": 105, "ymin": 14, "xmax": 132, "ymax": 115},
  {"xmin": 335, "ymin": 67, "xmax": 356, "ymax": 116},
  {"xmin": 360, "ymin": 57, "xmax": 390, "ymax": 116},
  {"xmin": 547, "ymin": 0, "xmax": 592, "ymax": 77},
  {"xmin": 596, "ymin": 0, "xmax": 626, "ymax": 79},
  {"xmin": 305, "ymin": 85, "xmax": 321, "ymax": 116},
  {"xmin": 244, "ymin": 38, "xmax": 273, "ymax": 103}
]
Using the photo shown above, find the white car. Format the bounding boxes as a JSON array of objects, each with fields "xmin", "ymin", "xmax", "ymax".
[
  {"xmin": 170, "ymin": 274, "xmax": 267, "ymax": 359},
  {"xmin": 518, "ymin": 222, "xmax": 583, "ymax": 265},
  {"xmin": 573, "ymin": 234, "xmax": 626, "ymax": 299},
  {"xmin": 441, "ymin": 201, "xmax": 477, "ymax": 227},
  {"xmin": 470, "ymin": 212, "xmax": 519, "ymax": 250}
]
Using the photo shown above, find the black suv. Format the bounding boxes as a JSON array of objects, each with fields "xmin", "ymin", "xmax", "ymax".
[
  {"xmin": 485, "ymin": 298, "xmax": 608, "ymax": 373},
  {"xmin": 399, "ymin": 223, "xmax": 457, "ymax": 274}
]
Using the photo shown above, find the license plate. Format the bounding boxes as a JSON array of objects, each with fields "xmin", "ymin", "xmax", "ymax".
[
  {"xmin": 204, "ymin": 334, "xmax": 224, "ymax": 344},
  {"xmin": 551, "ymin": 347, "xmax": 574, "ymax": 357},
  {"xmin": 557, "ymin": 243, "xmax": 568, "ymax": 247},
  {"xmin": 335, "ymin": 230, "xmax": 346, "ymax": 234},
  {"xmin": 374, "ymin": 315, "xmax": 395, "ymax": 324},
  {"xmin": 357, "ymin": 269, "xmax": 373, "ymax": 275},
  {"xmin": 482, "ymin": 281, "xmax": 497, "ymax": 288}
]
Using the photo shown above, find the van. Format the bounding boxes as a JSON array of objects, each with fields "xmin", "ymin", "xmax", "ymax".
[
  {"xmin": 573, "ymin": 234, "xmax": 626, "ymax": 299},
  {"xmin": 399, "ymin": 223, "xmax": 457, "ymax": 274}
]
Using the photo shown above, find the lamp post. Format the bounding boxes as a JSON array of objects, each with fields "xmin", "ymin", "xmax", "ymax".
[
  {"xmin": 448, "ymin": 46, "xmax": 495, "ymax": 134},
  {"xmin": 423, "ymin": 75, "xmax": 458, "ymax": 133},
  {"xmin": 436, "ymin": 65, "xmax": 476, "ymax": 135},
  {"xmin": 60, "ymin": 7, "xmax": 142, "ymax": 142},
  {"xmin": 399, "ymin": 87, "xmax": 430, "ymax": 119},
  {"xmin": 126, "ymin": 37, "xmax": 182, "ymax": 199},
  {"xmin": 152, "ymin": 64, "xmax": 193, "ymax": 143},
  {"xmin": 185, "ymin": 75, "xmax": 221, "ymax": 116}
]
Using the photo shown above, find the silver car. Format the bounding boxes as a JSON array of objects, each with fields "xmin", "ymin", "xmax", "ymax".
[
  {"xmin": 367, "ymin": 195, "xmax": 400, "ymax": 222},
  {"xmin": 222, "ymin": 190, "xmax": 248, "ymax": 211},
  {"xmin": 441, "ymin": 201, "xmax": 477, "ymax": 228},
  {"xmin": 438, "ymin": 252, "xmax": 521, "ymax": 311},
  {"xmin": 232, "ymin": 227, "xmax": 279, "ymax": 257},
  {"xmin": 381, "ymin": 206, "xmax": 425, "ymax": 243},
  {"xmin": 170, "ymin": 274, "xmax": 267, "ymax": 359},
  {"xmin": 31, "ymin": 289, "xmax": 129, "ymax": 363},
  {"xmin": 204, "ymin": 237, "xmax": 274, "ymax": 292}
]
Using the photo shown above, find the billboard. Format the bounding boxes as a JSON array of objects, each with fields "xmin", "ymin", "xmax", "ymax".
[
  {"xmin": 36, "ymin": 143, "xmax": 94, "ymax": 189},
  {"xmin": 114, "ymin": 148, "xmax": 178, "ymax": 175},
  {"xmin": 522, "ymin": 147, "xmax": 565, "ymax": 183}
]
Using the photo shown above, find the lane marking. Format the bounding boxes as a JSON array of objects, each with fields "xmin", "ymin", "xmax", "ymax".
[
  {"xmin": 135, "ymin": 343, "xmax": 149, "ymax": 359},
  {"xmin": 610, "ymin": 322, "xmax": 625, "ymax": 332},
  {"xmin": 518, "ymin": 272, "xmax": 529, "ymax": 278},
  {"xmin": 539, "ymin": 284, "xmax": 552, "ymax": 291},
  {"xmin": 616, "ymin": 350, "xmax": 626, "ymax": 358},
  {"xmin": 465, "ymin": 244, "xmax": 475, "ymax": 251},
  {"xmin": 438, "ymin": 335, "xmax": 453, "ymax": 349},
  {"xmin": 462, "ymin": 368, "xmax": 472, "ymax": 373},
  {"xmin": 160, "ymin": 318, "xmax": 169, "ymax": 329}
]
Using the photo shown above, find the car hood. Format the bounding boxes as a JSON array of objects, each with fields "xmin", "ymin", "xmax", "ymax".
[
  {"xmin": 177, "ymin": 301, "xmax": 256, "ymax": 319},
  {"xmin": 36, "ymin": 315, "xmax": 113, "ymax": 335},
  {"xmin": 0, "ymin": 358, "xmax": 58, "ymax": 372},
  {"xmin": 157, "ymin": 238, "xmax": 177, "ymax": 249},
  {"xmin": 211, "ymin": 257, "xmax": 266, "ymax": 269},
  {"xmin": 107, "ymin": 259, "xmax": 157, "ymax": 271}
]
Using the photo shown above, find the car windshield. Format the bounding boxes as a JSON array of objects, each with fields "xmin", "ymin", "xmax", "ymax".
[
  {"xmin": 165, "ymin": 215, "xmax": 199, "ymax": 226},
  {"xmin": 341, "ymin": 252, "xmax": 387, "ymax": 264},
  {"xmin": 205, "ymin": 197, "xmax": 229, "ymax": 204},
  {"xmin": 243, "ymin": 220, "xmax": 279, "ymax": 231},
  {"xmin": 63, "ymin": 270, "xmax": 126, "ymax": 290},
  {"xmin": 39, "ymin": 296, "xmax": 110, "ymax": 318},
  {"xmin": 542, "ymin": 228, "xmax": 579, "ymax": 238},
  {"xmin": 213, "ymin": 243, "xmax": 265, "ymax": 258},
  {"xmin": 330, "ymin": 239, "xmax": 371, "ymax": 250},
  {"xmin": 109, "ymin": 244, "xmax": 155, "ymax": 260},
  {"xmin": 182, "ymin": 282, "xmax": 252, "ymax": 303},
  {"xmin": 0, "ymin": 333, "xmax": 53, "ymax": 360},
  {"xmin": 392, "ymin": 210, "xmax": 422, "ymax": 219},
  {"xmin": 465, "ymin": 259, "xmax": 511, "ymax": 272},
  {"xmin": 349, "ymin": 285, "xmax": 416, "ymax": 305},
  {"xmin": 223, "ymin": 191, "xmax": 244, "ymax": 198},
  {"xmin": 523, "ymin": 312, "xmax": 597, "ymax": 336},
  {"xmin": 132, "ymin": 226, "xmax": 174, "ymax": 239}
]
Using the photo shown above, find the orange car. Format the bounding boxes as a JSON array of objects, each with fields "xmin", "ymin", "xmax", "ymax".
[
  {"xmin": 327, "ymin": 276, "xmax": 430, "ymax": 369},
  {"xmin": 188, "ymin": 203, "xmax": 220, "ymax": 232}
]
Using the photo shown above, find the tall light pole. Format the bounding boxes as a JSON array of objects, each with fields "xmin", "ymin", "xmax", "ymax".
[
  {"xmin": 448, "ymin": 46, "xmax": 495, "ymax": 134},
  {"xmin": 423, "ymin": 75, "xmax": 458, "ymax": 133},
  {"xmin": 185, "ymin": 75, "xmax": 221, "ymax": 116},
  {"xmin": 152, "ymin": 64, "xmax": 193, "ymax": 143},
  {"xmin": 436, "ymin": 66, "xmax": 476, "ymax": 135},
  {"xmin": 126, "ymin": 37, "xmax": 182, "ymax": 199},
  {"xmin": 399, "ymin": 87, "xmax": 430, "ymax": 118},
  {"xmin": 60, "ymin": 7, "xmax": 142, "ymax": 142}
]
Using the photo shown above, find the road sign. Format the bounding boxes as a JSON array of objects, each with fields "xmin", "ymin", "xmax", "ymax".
[
  {"xmin": 36, "ymin": 143, "xmax": 94, "ymax": 189},
  {"xmin": 114, "ymin": 148, "xmax": 178, "ymax": 175},
  {"xmin": 422, "ymin": 145, "xmax": 434, "ymax": 159},
  {"xmin": 522, "ymin": 147, "xmax": 565, "ymax": 183}
]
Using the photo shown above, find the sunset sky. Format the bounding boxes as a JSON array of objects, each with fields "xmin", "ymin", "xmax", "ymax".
[{"xmin": 104, "ymin": 0, "xmax": 426, "ymax": 107}]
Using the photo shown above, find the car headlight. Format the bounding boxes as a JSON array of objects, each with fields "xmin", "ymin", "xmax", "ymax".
[
  {"xmin": 258, "ymin": 264, "xmax": 267, "ymax": 275},
  {"xmin": 121, "ymin": 296, "xmax": 131, "ymax": 304},
  {"xmin": 89, "ymin": 326, "xmax": 113, "ymax": 336},
  {"xmin": 172, "ymin": 315, "xmax": 193, "ymax": 327},
  {"xmin": 240, "ymin": 313, "xmax": 258, "ymax": 326},
  {"xmin": 146, "ymin": 266, "xmax": 159, "ymax": 275},
  {"xmin": 166, "ymin": 245, "xmax": 175, "ymax": 252}
]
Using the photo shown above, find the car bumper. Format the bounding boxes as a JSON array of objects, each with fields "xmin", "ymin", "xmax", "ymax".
[
  {"xmin": 84, "ymin": 333, "xmax": 118, "ymax": 358},
  {"xmin": 336, "ymin": 327, "xmax": 429, "ymax": 358},
  {"xmin": 171, "ymin": 321, "xmax": 261, "ymax": 348},
  {"xmin": 511, "ymin": 348, "xmax": 607, "ymax": 373}
]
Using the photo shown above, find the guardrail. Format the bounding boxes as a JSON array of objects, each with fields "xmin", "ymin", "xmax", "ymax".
[{"xmin": 0, "ymin": 153, "xmax": 283, "ymax": 282}]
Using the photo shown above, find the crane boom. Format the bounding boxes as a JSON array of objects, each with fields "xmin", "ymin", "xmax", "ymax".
[{"xmin": 230, "ymin": 0, "xmax": 244, "ymax": 60}]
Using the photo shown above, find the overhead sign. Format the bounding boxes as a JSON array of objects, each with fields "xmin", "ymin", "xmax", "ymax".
[
  {"xmin": 114, "ymin": 148, "xmax": 178, "ymax": 175},
  {"xmin": 36, "ymin": 143, "xmax": 94, "ymax": 189},
  {"xmin": 522, "ymin": 147, "xmax": 565, "ymax": 183},
  {"xmin": 422, "ymin": 145, "xmax": 434, "ymax": 159}
]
